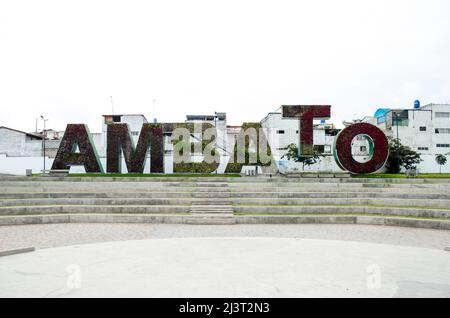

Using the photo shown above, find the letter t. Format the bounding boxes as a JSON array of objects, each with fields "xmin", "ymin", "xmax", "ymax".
[{"xmin": 282, "ymin": 105, "xmax": 331, "ymax": 156}]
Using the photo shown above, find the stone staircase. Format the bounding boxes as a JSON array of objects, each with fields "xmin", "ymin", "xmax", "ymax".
[
  {"xmin": 1, "ymin": 176, "xmax": 450, "ymax": 229},
  {"xmin": 187, "ymin": 182, "xmax": 235, "ymax": 225}
]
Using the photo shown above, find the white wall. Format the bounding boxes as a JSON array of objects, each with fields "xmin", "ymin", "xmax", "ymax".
[
  {"xmin": 0, "ymin": 154, "xmax": 54, "ymax": 175},
  {"xmin": 0, "ymin": 128, "xmax": 42, "ymax": 157},
  {"xmin": 409, "ymin": 154, "xmax": 450, "ymax": 174},
  {"xmin": 277, "ymin": 155, "xmax": 344, "ymax": 173}
]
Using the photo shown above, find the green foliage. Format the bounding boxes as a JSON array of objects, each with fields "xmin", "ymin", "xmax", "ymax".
[
  {"xmin": 386, "ymin": 138, "xmax": 422, "ymax": 173},
  {"xmin": 281, "ymin": 143, "xmax": 323, "ymax": 171},
  {"xmin": 224, "ymin": 122, "xmax": 274, "ymax": 173},
  {"xmin": 168, "ymin": 122, "xmax": 219, "ymax": 173},
  {"xmin": 435, "ymin": 154, "xmax": 447, "ymax": 174}
]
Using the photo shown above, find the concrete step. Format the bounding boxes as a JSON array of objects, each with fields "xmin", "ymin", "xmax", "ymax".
[
  {"xmin": 195, "ymin": 183, "xmax": 228, "ymax": 187},
  {"xmin": 190, "ymin": 203, "xmax": 234, "ymax": 214},
  {"xmin": 191, "ymin": 205, "xmax": 233, "ymax": 208},
  {"xmin": 190, "ymin": 207, "xmax": 234, "ymax": 212},
  {"xmin": 192, "ymin": 200, "xmax": 231, "ymax": 205},
  {"xmin": 231, "ymin": 198, "xmax": 450, "ymax": 208},
  {"xmin": 196, "ymin": 190, "xmax": 229, "ymax": 194},
  {"xmin": 190, "ymin": 209, "xmax": 234, "ymax": 215},
  {"xmin": 1, "ymin": 183, "xmax": 449, "ymax": 193},
  {"xmin": 229, "ymin": 187, "xmax": 449, "ymax": 194},
  {"xmin": 0, "ymin": 187, "xmax": 195, "ymax": 193},
  {"xmin": 185, "ymin": 215, "xmax": 236, "ymax": 225},
  {"xmin": 4, "ymin": 182, "xmax": 448, "ymax": 189},
  {"xmin": 0, "ymin": 198, "xmax": 193, "ymax": 207},
  {"xmin": 0, "ymin": 205, "xmax": 190, "ymax": 215},
  {"xmin": 234, "ymin": 205, "xmax": 450, "ymax": 219},
  {"xmin": 229, "ymin": 183, "xmax": 450, "ymax": 190},
  {"xmin": 230, "ymin": 192, "xmax": 450, "ymax": 200},
  {"xmin": 1, "ymin": 191, "xmax": 450, "ymax": 200}
]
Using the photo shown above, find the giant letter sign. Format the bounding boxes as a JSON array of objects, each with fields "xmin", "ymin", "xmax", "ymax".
[
  {"xmin": 107, "ymin": 123, "xmax": 164, "ymax": 173},
  {"xmin": 282, "ymin": 105, "xmax": 331, "ymax": 155},
  {"xmin": 52, "ymin": 124, "xmax": 103, "ymax": 173},
  {"xmin": 333, "ymin": 123, "xmax": 389, "ymax": 174},
  {"xmin": 53, "ymin": 104, "xmax": 390, "ymax": 175}
]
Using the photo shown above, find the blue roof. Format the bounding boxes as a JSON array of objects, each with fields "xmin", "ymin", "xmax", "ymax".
[{"xmin": 374, "ymin": 108, "xmax": 391, "ymax": 118}]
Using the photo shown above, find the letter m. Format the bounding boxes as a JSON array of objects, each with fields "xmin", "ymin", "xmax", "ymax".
[{"xmin": 107, "ymin": 123, "xmax": 164, "ymax": 173}]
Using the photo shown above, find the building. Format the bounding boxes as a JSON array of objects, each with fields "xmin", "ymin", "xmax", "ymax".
[
  {"xmin": 260, "ymin": 112, "xmax": 343, "ymax": 172},
  {"xmin": 0, "ymin": 126, "xmax": 43, "ymax": 157},
  {"xmin": 0, "ymin": 127, "xmax": 45, "ymax": 175},
  {"xmin": 367, "ymin": 103, "xmax": 450, "ymax": 172},
  {"xmin": 41, "ymin": 129, "xmax": 65, "ymax": 140}
]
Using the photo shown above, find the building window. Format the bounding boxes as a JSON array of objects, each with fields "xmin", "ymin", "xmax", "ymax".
[
  {"xmin": 419, "ymin": 127, "xmax": 427, "ymax": 131},
  {"xmin": 435, "ymin": 128, "xmax": 450, "ymax": 134},
  {"xmin": 437, "ymin": 144, "xmax": 450, "ymax": 148},
  {"xmin": 418, "ymin": 147, "xmax": 429, "ymax": 151},
  {"xmin": 276, "ymin": 130, "xmax": 285, "ymax": 134},
  {"xmin": 131, "ymin": 131, "xmax": 139, "ymax": 136},
  {"xmin": 392, "ymin": 118, "xmax": 409, "ymax": 126},
  {"xmin": 112, "ymin": 115, "xmax": 121, "ymax": 122},
  {"xmin": 435, "ymin": 112, "xmax": 450, "ymax": 118},
  {"xmin": 296, "ymin": 130, "xmax": 299, "ymax": 134}
]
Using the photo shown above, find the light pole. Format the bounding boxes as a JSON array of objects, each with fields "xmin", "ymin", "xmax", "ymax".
[
  {"xmin": 393, "ymin": 112, "xmax": 400, "ymax": 173},
  {"xmin": 394, "ymin": 112, "xmax": 400, "ymax": 142},
  {"xmin": 41, "ymin": 116, "xmax": 48, "ymax": 172}
]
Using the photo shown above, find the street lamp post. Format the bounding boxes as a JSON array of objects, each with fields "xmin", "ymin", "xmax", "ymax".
[
  {"xmin": 394, "ymin": 113, "xmax": 400, "ymax": 142},
  {"xmin": 41, "ymin": 116, "xmax": 48, "ymax": 172},
  {"xmin": 393, "ymin": 112, "xmax": 400, "ymax": 173}
]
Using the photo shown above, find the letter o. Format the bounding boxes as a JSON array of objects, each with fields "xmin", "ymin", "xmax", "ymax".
[{"xmin": 334, "ymin": 123, "xmax": 389, "ymax": 174}]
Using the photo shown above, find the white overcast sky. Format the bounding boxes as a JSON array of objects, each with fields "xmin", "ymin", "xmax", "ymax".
[{"xmin": 1, "ymin": 0, "xmax": 450, "ymax": 132}]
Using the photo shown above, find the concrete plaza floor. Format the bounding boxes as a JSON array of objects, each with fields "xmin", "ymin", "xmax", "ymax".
[
  {"xmin": 1, "ymin": 223, "xmax": 450, "ymax": 250},
  {"xmin": 1, "ymin": 233, "xmax": 450, "ymax": 297}
]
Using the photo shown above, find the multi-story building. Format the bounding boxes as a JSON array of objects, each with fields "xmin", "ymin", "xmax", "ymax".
[
  {"xmin": 367, "ymin": 103, "xmax": 450, "ymax": 172},
  {"xmin": 260, "ymin": 112, "xmax": 343, "ymax": 172}
]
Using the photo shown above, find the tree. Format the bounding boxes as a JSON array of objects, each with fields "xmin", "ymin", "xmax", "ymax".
[
  {"xmin": 435, "ymin": 154, "xmax": 447, "ymax": 174},
  {"xmin": 282, "ymin": 143, "xmax": 323, "ymax": 171},
  {"xmin": 386, "ymin": 138, "xmax": 423, "ymax": 173}
]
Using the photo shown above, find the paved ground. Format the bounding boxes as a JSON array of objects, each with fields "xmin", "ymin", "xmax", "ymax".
[
  {"xmin": 1, "ymin": 237, "xmax": 450, "ymax": 297},
  {"xmin": 1, "ymin": 223, "xmax": 450, "ymax": 250}
]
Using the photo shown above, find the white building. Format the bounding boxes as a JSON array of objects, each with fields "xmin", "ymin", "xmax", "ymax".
[
  {"xmin": 260, "ymin": 112, "xmax": 344, "ymax": 173},
  {"xmin": 0, "ymin": 126, "xmax": 43, "ymax": 157},
  {"xmin": 367, "ymin": 103, "xmax": 450, "ymax": 173},
  {"xmin": 0, "ymin": 126, "xmax": 47, "ymax": 175}
]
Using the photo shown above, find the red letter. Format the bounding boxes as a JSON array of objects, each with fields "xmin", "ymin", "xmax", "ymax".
[
  {"xmin": 52, "ymin": 124, "xmax": 103, "ymax": 173},
  {"xmin": 334, "ymin": 123, "xmax": 389, "ymax": 174},
  {"xmin": 282, "ymin": 105, "xmax": 331, "ymax": 155},
  {"xmin": 107, "ymin": 123, "xmax": 164, "ymax": 173}
]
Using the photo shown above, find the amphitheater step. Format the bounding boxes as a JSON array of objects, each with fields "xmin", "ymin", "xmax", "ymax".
[
  {"xmin": 1, "ymin": 177, "xmax": 450, "ymax": 229},
  {"xmin": 185, "ymin": 215, "xmax": 236, "ymax": 225},
  {"xmin": 189, "ymin": 182, "xmax": 235, "ymax": 224}
]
